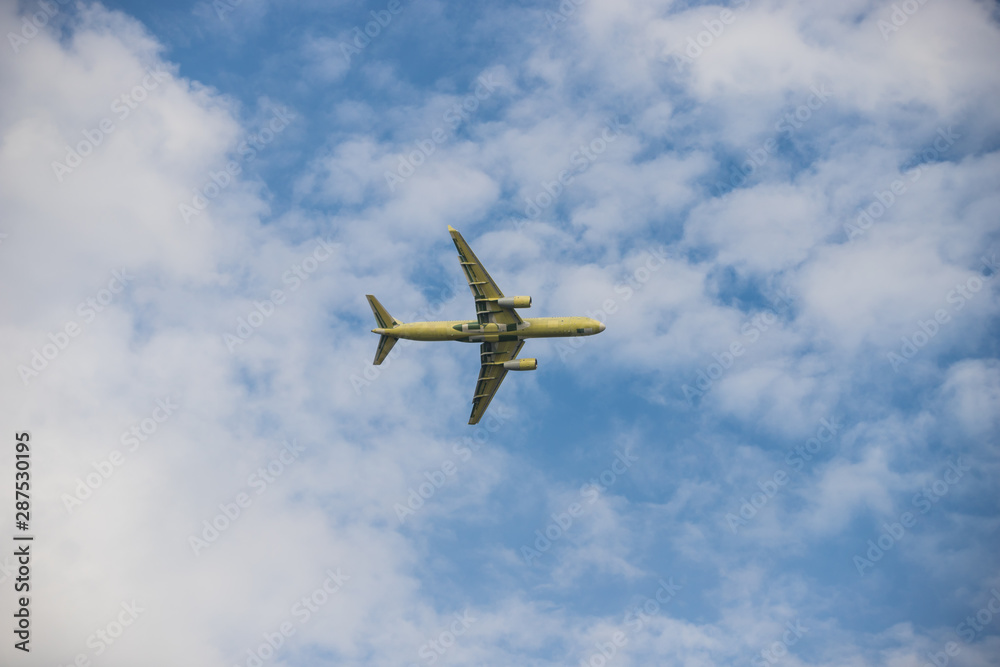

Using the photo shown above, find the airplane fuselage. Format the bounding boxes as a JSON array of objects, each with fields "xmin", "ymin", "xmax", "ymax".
[{"xmin": 373, "ymin": 316, "xmax": 605, "ymax": 343}]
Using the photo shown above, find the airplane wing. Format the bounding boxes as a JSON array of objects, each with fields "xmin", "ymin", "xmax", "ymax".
[
  {"xmin": 447, "ymin": 227, "xmax": 528, "ymax": 424},
  {"xmin": 469, "ymin": 339, "xmax": 524, "ymax": 425},
  {"xmin": 448, "ymin": 226, "xmax": 522, "ymax": 327}
]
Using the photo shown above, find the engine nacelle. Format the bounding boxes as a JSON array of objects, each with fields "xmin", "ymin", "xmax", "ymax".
[
  {"xmin": 503, "ymin": 358, "xmax": 537, "ymax": 371},
  {"xmin": 497, "ymin": 296, "xmax": 531, "ymax": 308}
]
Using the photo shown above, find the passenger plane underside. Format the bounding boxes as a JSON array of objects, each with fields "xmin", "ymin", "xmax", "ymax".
[{"xmin": 367, "ymin": 227, "xmax": 605, "ymax": 424}]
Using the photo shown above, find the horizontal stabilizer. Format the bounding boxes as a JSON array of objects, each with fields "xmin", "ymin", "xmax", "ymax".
[
  {"xmin": 373, "ymin": 334, "xmax": 398, "ymax": 365},
  {"xmin": 367, "ymin": 295, "xmax": 401, "ymax": 365}
]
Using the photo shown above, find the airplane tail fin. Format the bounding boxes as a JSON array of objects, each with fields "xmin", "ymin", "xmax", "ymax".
[{"xmin": 366, "ymin": 295, "xmax": 401, "ymax": 365}]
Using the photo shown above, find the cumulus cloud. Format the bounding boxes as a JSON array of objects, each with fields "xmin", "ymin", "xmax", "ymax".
[{"xmin": 1, "ymin": 0, "xmax": 998, "ymax": 665}]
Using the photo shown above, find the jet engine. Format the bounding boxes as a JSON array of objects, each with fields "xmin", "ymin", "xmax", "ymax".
[
  {"xmin": 497, "ymin": 296, "xmax": 532, "ymax": 308},
  {"xmin": 503, "ymin": 358, "xmax": 537, "ymax": 371}
]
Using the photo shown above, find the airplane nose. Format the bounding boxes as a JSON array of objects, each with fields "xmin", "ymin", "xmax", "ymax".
[{"xmin": 597, "ymin": 322, "xmax": 606, "ymax": 333}]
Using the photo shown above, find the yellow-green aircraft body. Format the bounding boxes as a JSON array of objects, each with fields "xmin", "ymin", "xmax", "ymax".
[{"xmin": 367, "ymin": 226, "xmax": 605, "ymax": 424}]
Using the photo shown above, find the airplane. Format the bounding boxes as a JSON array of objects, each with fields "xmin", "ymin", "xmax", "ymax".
[{"xmin": 367, "ymin": 226, "xmax": 606, "ymax": 425}]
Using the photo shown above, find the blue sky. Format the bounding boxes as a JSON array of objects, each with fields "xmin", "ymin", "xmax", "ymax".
[{"xmin": 1, "ymin": 0, "xmax": 999, "ymax": 666}]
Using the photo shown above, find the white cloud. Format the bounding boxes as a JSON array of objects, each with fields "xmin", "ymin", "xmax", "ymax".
[{"xmin": 2, "ymin": 0, "xmax": 999, "ymax": 665}]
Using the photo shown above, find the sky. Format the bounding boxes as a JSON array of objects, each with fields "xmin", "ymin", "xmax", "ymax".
[{"xmin": 1, "ymin": 0, "xmax": 999, "ymax": 665}]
